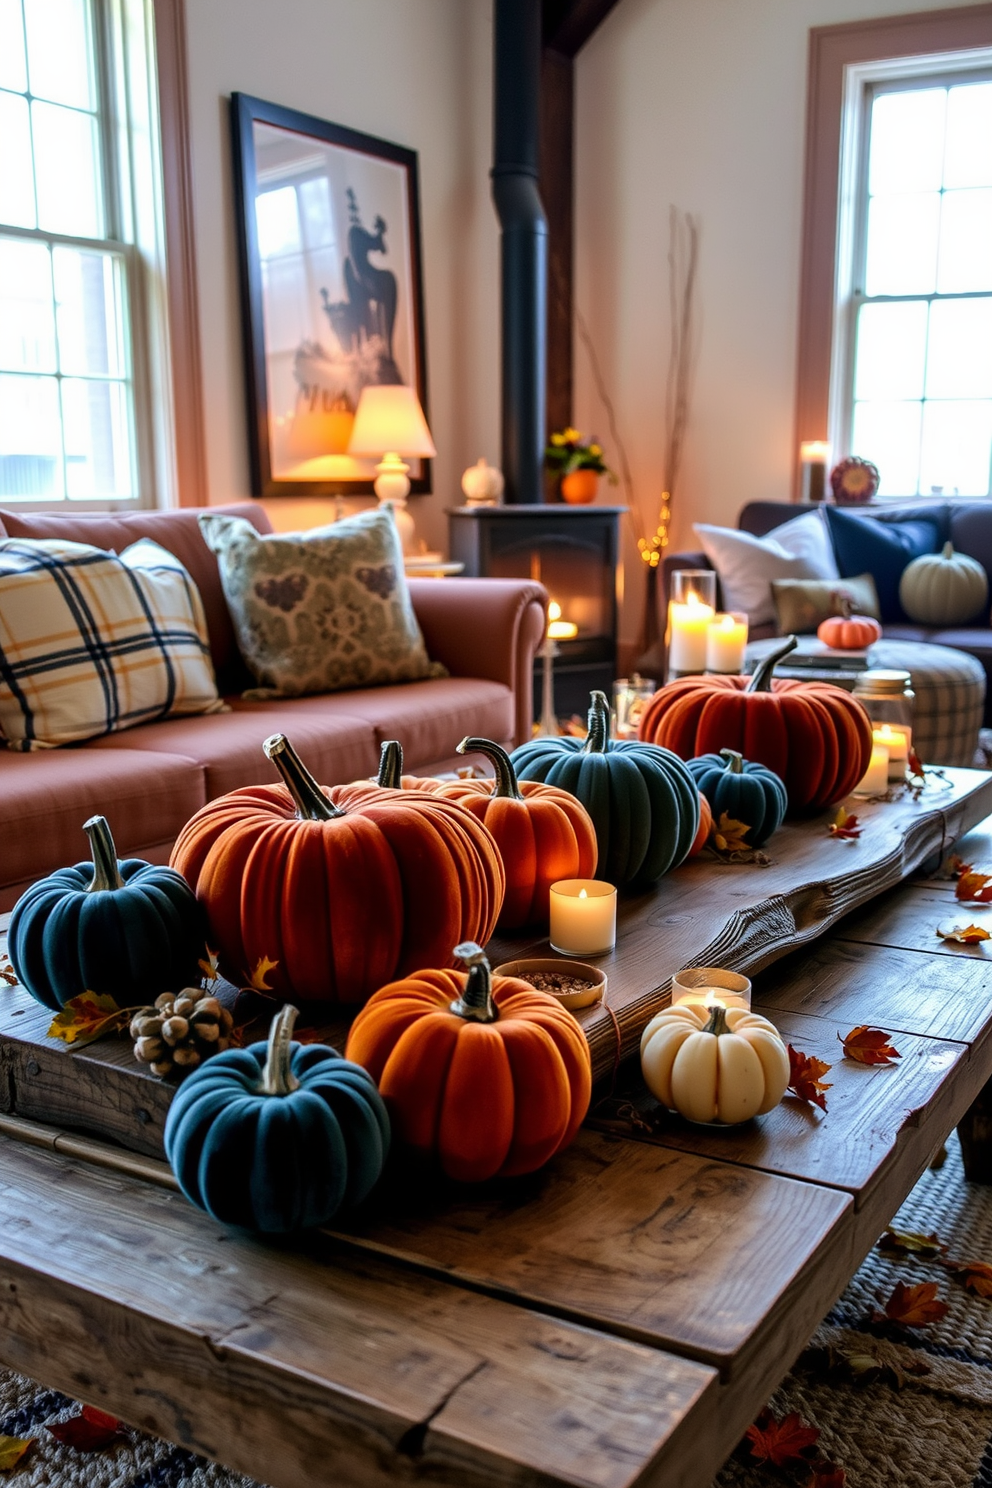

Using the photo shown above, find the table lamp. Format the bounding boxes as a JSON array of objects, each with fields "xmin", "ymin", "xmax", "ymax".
[{"xmin": 347, "ymin": 385, "xmax": 436, "ymax": 555}]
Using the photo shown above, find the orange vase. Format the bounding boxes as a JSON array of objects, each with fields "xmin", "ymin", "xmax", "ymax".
[{"xmin": 560, "ymin": 469, "xmax": 599, "ymax": 504}]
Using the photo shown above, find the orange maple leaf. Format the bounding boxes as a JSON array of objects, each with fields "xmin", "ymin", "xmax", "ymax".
[
  {"xmin": 841, "ymin": 1025, "xmax": 901, "ymax": 1065},
  {"xmin": 943, "ymin": 1259, "xmax": 992, "ymax": 1298},
  {"xmin": 198, "ymin": 946, "xmax": 220, "ymax": 982},
  {"xmin": 907, "ymin": 748, "xmax": 926, "ymax": 780},
  {"xmin": 745, "ymin": 1409, "xmax": 820, "ymax": 1467},
  {"xmin": 787, "ymin": 1045, "xmax": 832, "ymax": 1111},
  {"xmin": 957, "ymin": 870, "xmax": 992, "ymax": 903},
  {"xmin": 0, "ymin": 954, "xmax": 17, "ymax": 988},
  {"xmin": 937, "ymin": 921, "xmax": 991, "ymax": 944},
  {"xmin": 828, "ymin": 807, "xmax": 862, "ymax": 839},
  {"xmin": 875, "ymin": 1279, "xmax": 949, "ymax": 1327},
  {"xmin": 46, "ymin": 993, "xmax": 132, "ymax": 1048},
  {"xmin": 712, "ymin": 811, "xmax": 752, "ymax": 854},
  {"xmin": 247, "ymin": 955, "xmax": 279, "ymax": 992}
]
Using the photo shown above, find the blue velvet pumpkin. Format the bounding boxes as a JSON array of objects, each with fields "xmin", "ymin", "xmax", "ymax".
[
  {"xmin": 8, "ymin": 816, "xmax": 207, "ymax": 1012},
  {"xmin": 164, "ymin": 1005, "xmax": 390, "ymax": 1233},
  {"xmin": 510, "ymin": 691, "xmax": 699, "ymax": 886},
  {"xmin": 686, "ymin": 750, "xmax": 787, "ymax": 848}
]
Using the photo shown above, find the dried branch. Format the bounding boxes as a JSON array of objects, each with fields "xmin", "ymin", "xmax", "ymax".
[{"xmin": 575, "ymin": 306, "xmax": 642, "ymax": 545}]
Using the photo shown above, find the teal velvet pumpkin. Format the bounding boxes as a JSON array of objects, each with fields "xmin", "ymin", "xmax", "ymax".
[
  {"xmin": 8, "ymin": 816, "xmax": 207, "ymax": 1012},
  {"xmin": 686, "ymin": 750, "xmax": 787, "ymax": 848},
  {"xmin": 164, "ymin": 1005, "xmax": 390, "ymax": 1233},
  {"xmin": 510, "ymin": 691, "xmax": 699, "ymax": 886}
]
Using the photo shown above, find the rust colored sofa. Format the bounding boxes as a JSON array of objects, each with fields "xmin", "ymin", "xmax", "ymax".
[{"xmin": 0, "ymin": 503, "xmax": 547, "ymax": 910}]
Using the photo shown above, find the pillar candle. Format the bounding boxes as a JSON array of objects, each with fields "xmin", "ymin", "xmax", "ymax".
[
  {"xmin": 855, "ymin": 743, "xmax": 889, "ymax": 796},
  {"xmin": 873, "ymin": 725, "xmax": 908, "ymax": 781},
  {"xmin": 705, "ymin": 613, "xmax": 748, "ymax": 674},
  {"xmin": 668, "ymin": 593, "xmax": 715, "ymax": 673},
  {"xmin": 549, "ymin": 880, "xmax": 617, "ymax": 956}
]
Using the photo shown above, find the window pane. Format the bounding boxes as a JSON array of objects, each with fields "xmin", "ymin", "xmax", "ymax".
[
  {"xmin": 869, "ymin": 88, "xmax": 945, "ymax": 195},
  {"xmin": 855, "ymin": 300, "xmax": 927, "ymax": 400},
  {"xmin": 926, "ymin": 298, "xmax": 992, "ymax": 400},
  {"xmin": 937, "ymin": 189, "xmax": 992, "ymax": 294},
  {"xmin": 851, "ymin": 400, "xmax": 922, "ymax": 495},
  {"xmin": 24, "ymin": 0, "xmax": 94, "ymax": 111},
  {"xmin": 53, "ymin": 246, "xmax": 126, "ymax": 377},
  {"xmin": 0, "ymin": 237, "xmax": 55, "ymax": 372},
  {"xmin": 62, "ymin": 377, "xmax": 132, "ymax": 497},
  {"xmin": 32, "ymin": 99, "xmax": 102, "ymax": 236},
  {"xmin": 0, "ymin": 90, "xmax": 36, "ymax": 228},
  {"xmin": 0, "ymin": 0, "xmax": 27, "ymax": 93},
  {"xmin": 864, "ymin": 194, "xmax": 939, "ymax": 296},
  {"xmin": 0, "ymin": 372, "xmax": 64, "ymax": 497},
  {"xmin": 919, "ymin": 401, "xmax": 992, "ymax": 496},
  {"xmin": 944, "ymin": 81, "xmax": 992, "ymax": 189},
  {"xmin": 256, "ymin": 186, "xmax": 302, "ymax": 259}
]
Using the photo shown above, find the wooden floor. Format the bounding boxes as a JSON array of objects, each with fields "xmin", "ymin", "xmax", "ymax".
[{"xmin": 0, "ymin": 787, "xmax": 991, "ymax": 1487}]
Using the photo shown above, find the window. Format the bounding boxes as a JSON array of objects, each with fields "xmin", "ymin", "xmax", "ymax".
[{"xmin": 0, "ymin": 0, "xmax": 171, "ymax": 506}]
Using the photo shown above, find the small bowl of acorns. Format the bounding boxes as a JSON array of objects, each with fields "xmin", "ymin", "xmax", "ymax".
[{"xmin": 493, "ymin": 958, "xmax": 606, "ymax": 1012}]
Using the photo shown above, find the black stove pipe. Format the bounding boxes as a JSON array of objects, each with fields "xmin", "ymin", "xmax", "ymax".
[{"xmin": 492, "ymin": 0, "xmax": 548, "ymax": 504}]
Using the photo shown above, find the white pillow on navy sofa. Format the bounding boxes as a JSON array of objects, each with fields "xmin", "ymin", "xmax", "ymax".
[{"xmin": 693, "ymin": 510, "xmax": 840, "ymax": 626}]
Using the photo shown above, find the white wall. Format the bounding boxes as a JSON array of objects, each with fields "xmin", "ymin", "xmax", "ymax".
[
  {"xmin": 574, "ymin": 0, "xmax": 971, "ymax": 652},
  {"xmin": 183, "ymin": 0, "xmax": 499, "ymax": 551}
]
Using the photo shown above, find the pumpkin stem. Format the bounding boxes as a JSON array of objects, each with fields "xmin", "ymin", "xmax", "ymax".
[
  {"xmin": 456, "ymin": 737, "xmax": 523, "ymax": 799},
  {"xmin": 745, "ymin": 635, "xmax": 797, "ymax": 693},
  {"xmin": 583, "ymin": 691, "xmax": 612, "ymax": 754},
  {"xmin": 720, "ymin": 749, "xmax": 744, "ymax": 775},
  {"xmin": 258, "ymin": 1004, "xmax": 301, "ymax": 1096},
  {"xmin": 449, "ymin": 942, "xmax": 499, "ymax": 1023},
  {"xmin": 263, "ymin": 735, "xmax": 344, "ymax": 820},
  {"xmin": 82, "ymin": 816, "xmax": 125, "ymax": 893},
  {"xmin": 703, "ymin": 1003, "xmax": 731, "ymax": 1037},
  {"xmin": 377, "ymin": 740, "xmax": 404, "ymax": 789},
  {"xmin": 942, "ymin": 540, "xmax": 954, "ymax": 559},
  {"xmin": 832, "ymin": 590, "xmax": 853, "ymax": 621}
]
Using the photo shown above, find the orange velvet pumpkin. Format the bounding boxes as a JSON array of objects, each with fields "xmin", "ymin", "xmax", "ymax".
[
  {"xmin": 345, "ymin": 942, "xmax": 592, "ymax": 1181},
  {"xmin": 170, "ymin": 735, "xmax": 505, "ymax": 1006},
  {"xmin": 688, "ymin": 791, "xmax": 713, "ymax": 857},
  {"xmin": 637, "ymin": 637, "xmax": 873, "ymax": 811},
  {"xmin": 816, "ymin": 612, "xmax": 882, "ymax": 650}
]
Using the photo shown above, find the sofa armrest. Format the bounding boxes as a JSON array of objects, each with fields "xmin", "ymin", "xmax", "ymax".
[{"xmin": 408, "ymin": 578, "xmax": 547, "ymax": 747}]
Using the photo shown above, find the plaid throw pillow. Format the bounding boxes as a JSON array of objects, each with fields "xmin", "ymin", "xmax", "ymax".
[{"xmin": 0, "ymin": 537, "xmax": 225, "ymax": 750}]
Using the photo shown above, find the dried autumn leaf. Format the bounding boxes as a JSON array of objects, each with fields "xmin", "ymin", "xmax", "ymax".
[
  {"xmin": 943, "ymin": 1259, "xmax": 992, "ymax": 1298},
  {"xmin": 957, "ymin": 870, "xmax": 992, "ymax": 903},
  {"xmin": 907, "ymin": 748, "xmax": 926, "ymax": 781},
  {"xmin": 841, "ymin": 1025, "xmax": 902, "ymax": 1065},
  {"xmin": 828, "ymin": 807, "xmax": 862, "ymax": 839},
  {"xmin": 874, "ymin": 1279, "xmax": 950, "ymax": 1328},
  {"xmin": 712, "ymin": 812, "xmax": 752, "ymax": 854},
  {"xmin": 46, "ymin": 1405, "xmax": 126, "ymax": 1451},
  {"xmin": 0, "ymin": 955, "xmax": 17, "ymax": 988},
  {"xmin": 878, "ymin": 1227, "xmax": 946, "ymax": 1258},
  {"xmin": 198, "ymin": 946, "xmax": 220, "ymax": 982},
  {"xmin": 808, "ymin": 1464, "xmax": 846, "ymax": 1488},
  {"xmin": 936, "ymin": 921, "xmax": 991, "ymax": 944},
  {"xmin": 745, "ymin": 1409, "xmax": 820, "ymax": 1467},
  {"xmin": 247, "ymin": 955, "xmax": 279, "ymax": 992},
  {"xmin": 46, "ymin": 993, "xmax": 132, "ymax": 1048},
  {"xmin": 787, "ymin": 1045, "xmax": 833, "ymax": 1111},
  {"xmin": 947, "ymin": 855, "xmax": 974, "ymax": 879},
  {"xmin": 0, "ymin": 1434, "xmax": 33, "ymax": 1472}
]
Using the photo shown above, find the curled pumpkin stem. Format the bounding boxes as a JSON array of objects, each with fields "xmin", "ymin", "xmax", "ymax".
[
  {"xmin": 83, "ymin": 816, "xmax": 125, "ymax": 893},
  {"xmin": 745, "ymin": 636, "xmax": 798, "ymax": 694},
  {"xmin": 263, "ymin": 734, "xmax": 343, "ymax": 821},
  {"xmin": 583, "ymin": 691, "xmax": 612, "ymax": 754},
  {"xmin": 457, "ymin": 737, "xmax": 523, "ymax": 799},
  {"xmin": 450, "ymin": 942, "xmax": 498, "ymax": 1023},
  {"xmin": 719, "ymin": 749, "xmax": 744, "ymax": 775},
  {"xmin": 259, "ymin": 1003, "xmax": 301, "ymax": 1096}
]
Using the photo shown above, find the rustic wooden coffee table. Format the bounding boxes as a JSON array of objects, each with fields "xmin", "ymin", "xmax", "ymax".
[{"xmin": 1, "ymin": 771, "xmax": 992, "ymax": 1488}]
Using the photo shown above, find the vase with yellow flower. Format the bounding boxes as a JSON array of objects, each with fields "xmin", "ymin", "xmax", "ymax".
[{"xmin": 544, "ymin": 428, "xmax": 616, "ymax": 504}]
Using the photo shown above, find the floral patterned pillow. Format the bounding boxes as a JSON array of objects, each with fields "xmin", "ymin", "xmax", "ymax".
[{"xmin": 198, "ymin": 508, "xmax": 446, "ymax": 699}]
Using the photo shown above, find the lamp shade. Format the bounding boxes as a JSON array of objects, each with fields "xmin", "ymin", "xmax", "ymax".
[{"xmin": 347, "ymin": 385, "xmax": 436, "ymax": 458}]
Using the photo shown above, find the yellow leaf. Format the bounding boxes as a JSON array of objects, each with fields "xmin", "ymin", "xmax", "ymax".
[
  {"xmin": 47, "ymin": 993, "xmax": 129, "ymax": 1047},
  {"xmin": 712, "ymin": 812, "xmax": 752, "ymax": 854},
  {"xmin": 247, "ymin": 955, "xmax": 279, "ymax": 992},
  {"xmin": 0, "ymin": 1433, "xmax": 33, "ymax": 1471},
  {"xmin": 198, "ymin": 946, "xmax": 221, "ymax": 982}
]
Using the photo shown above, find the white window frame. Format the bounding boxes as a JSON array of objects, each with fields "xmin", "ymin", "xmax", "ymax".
[
  {"xmin": 828, "ymin": 46, "xmax": 992, "ymax": 498},
  {"xmin": 0, "ymin": 0, "xmax": 176, "ymax": 512}
]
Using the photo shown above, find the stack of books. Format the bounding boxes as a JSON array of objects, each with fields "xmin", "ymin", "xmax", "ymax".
[{"xmin": 743, "ymin": 635, "xmax": 873, "ymax": 689}]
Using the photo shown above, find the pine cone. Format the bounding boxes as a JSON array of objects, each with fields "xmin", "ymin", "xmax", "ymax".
[{"xmin": 130, "ymin": 988, "xmax": 235, "ymax": 1079}]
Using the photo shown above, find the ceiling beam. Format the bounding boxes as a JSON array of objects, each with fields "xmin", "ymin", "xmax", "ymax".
[{"xmin": 543, "ymin": 0, "xmax": 624, "ymax": 58}]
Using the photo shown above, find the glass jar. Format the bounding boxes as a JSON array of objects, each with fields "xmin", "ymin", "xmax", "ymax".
[
  {"xmin": 613, "ymin": 673, "xmax": 656, "ymax": 738},
  {"xmin": 853, "ymin": 670, "xmax": 915, "ymax": 778}
]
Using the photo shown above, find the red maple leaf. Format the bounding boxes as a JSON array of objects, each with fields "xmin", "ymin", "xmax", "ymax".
[
  {"xmin": 828, "ymin": 807, "xmax": 862, "ymax": 840},
  {"xmin": 907, "ymin": 748, "xmax": 926, "ymax": 780},
  {"xmin": 840, "ymin": 1025, "xmax": 901, "ymax": 1065},
  {"xmin": 787, "ymin": 1045, "xmax": 833, "ymax": 1111},
  {"xmin": 745, "ymin": 1409, "xmax": 820, "ymax": 1467},
  {"xmin": 872, "ymin": 1279, "xmax": 949, "ymax": 1328},
  {"xmin": 47, "ymin": 1405, "xmax": 127, "ymax": 1451},
  {"xmin": 808, "ymin": 1465, "xmax": 846, "ymax": 1488}
]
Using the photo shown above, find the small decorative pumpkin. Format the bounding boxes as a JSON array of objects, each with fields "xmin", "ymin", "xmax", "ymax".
[
  {"xmin": 510, "ymin": 690, "xmax": 699, "ymax": 886},
  {"xmin": 899, "ymin": 541, "xmax": 989, "ymax": 626},
  {"xmin": 686, "ymin": 750, "xmax": 787, "ymax": 848},
  {"xmin": 461, "ymin": 457, "xmax": 504, "ymax": 505},
  {"xmin": 830, "ymin": 455, "xmax": 879, "ymax": 505},
  {"xmin": 164, "ymin": 1004, "xmax": 390, "ymax": 1233},
  {"xmin": 8, "ymin": 816, "xmax": 207, "ymax": 1012},
  {"xmin": 640, "ymin": 1002, "xmax": 790, "ymax": 1125},
  {"xmin": 687, "ymin": 791, "xmax": 713, "ymax": 858},
  {"xmin": 171, "ymin": 735, "xmax": 504, "ymax": 1005},
  {"xmin": 816, "ymin": 595, "xmax": 882, "ymax": 651},
  {"xmin": 637, "ymin": 636, "xmax": 873, "ymax": 811},
  {"xmin": 345, "ymin": 942, "xmax": 591, "ymax": 1182}
]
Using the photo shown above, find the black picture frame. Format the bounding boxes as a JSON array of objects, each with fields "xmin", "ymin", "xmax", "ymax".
[{"xmin": 230, "ymin": 93, "xmax": 430, "ymax": 499}]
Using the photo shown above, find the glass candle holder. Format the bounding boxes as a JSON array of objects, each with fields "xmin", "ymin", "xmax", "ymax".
[
  {"xmin": 667, "ymin": 570, "xmax": 717, "ymax": 680},
  {"xmin": 549, "ymin": 880, "xmax": 617, "ymax": 956},
  {"xmin": 613, "ymin": 672, "xmax": 656, "ymax": 738},
  {"xmin": 705, "ymin": 612, "xmax": 748, "ymax": 675},
  {"xmin": 671, "ymin": 966, "xmax": 752, "ymax": 1012}
]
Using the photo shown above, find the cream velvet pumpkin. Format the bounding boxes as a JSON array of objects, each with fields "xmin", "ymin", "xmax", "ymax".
[
  {"xmin": 640, "ymin": 1002, "xmax": 790, "ymax": 1125},
  {"xmin": 898, "ymin": 542, "xmax": 988, "ymax": 626}
]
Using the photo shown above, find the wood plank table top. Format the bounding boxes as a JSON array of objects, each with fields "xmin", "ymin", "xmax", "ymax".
[{"xmin": 0, "ymin": 781, "xmax": 991, "ymax": 1488}]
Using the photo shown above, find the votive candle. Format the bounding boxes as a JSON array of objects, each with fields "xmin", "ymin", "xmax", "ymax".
[
  {"xmin": 855, "ymin": 743, "xmax": 889, "ymax": 796},
  {"xmin": 873, "ymin": 724, "xmax": 908, "ymax": 781},
  {"xmin": 671, "ymin": 967, "xmax": 752, "ymax": 1012},
  {"xmin": 549, "ymin": 880, "xmax": 617, "ymax": 956}
]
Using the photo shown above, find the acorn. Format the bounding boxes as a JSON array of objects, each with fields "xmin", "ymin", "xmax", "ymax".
[{"xmin": 130, "ymin": 988, "xmax": 234, "ymax": 1079}]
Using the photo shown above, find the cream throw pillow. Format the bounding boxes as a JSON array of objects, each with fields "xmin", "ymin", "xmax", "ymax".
[
  {"xmin": 199, "ymin": 507, "xmax": 446, "ymax": 700},
  {"xmin": 0, "ymin": 536, "xmax": 224, "ymax": 750},
  {"xmin": 693, "ymin": 510, "xmax": 840, "ymax": 625}
]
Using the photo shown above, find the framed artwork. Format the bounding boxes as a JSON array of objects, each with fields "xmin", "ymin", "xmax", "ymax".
[{"xmin": 230, "ymin": 93, "xmax": 430, "ymax": 498}]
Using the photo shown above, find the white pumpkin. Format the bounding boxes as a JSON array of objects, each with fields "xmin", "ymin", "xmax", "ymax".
[
  {"xmin": 899, "ymin": 542, "xmax": 988, "ymax": 626},
  {"xmin": 640, "ymin": 1002, "xmax": 790, "ymax": 1125},
  {"xmin": 461, "ymin": 458, "xmax": 504, "ymax": 505}
]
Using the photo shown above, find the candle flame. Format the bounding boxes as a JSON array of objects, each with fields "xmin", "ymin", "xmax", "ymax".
[
  {"xmin": 548, "ymin": 600, "xmax": 561, "ymax": 621},
  {"xmin": 719, "ymin": 614, "xmax": 735, "ymax": 632},
  {"xmin": 579, "ymin": 888, "xmax": 588, "ymax": 899}
]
